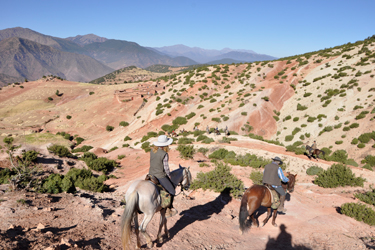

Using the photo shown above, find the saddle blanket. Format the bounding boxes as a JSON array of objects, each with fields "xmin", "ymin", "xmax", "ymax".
[{"xmin": 158, "ymin": 187, "xmax": 171, "ymax": 208}]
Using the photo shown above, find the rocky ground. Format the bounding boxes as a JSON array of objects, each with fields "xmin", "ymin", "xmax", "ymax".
[{"xmin": 0, "ymin": 138, "xmax": 374, "ymax": 250}]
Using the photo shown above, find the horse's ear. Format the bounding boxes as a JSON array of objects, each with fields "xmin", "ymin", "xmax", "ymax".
[
  {"xmin": 188, "ymin": 166, "xmax": 190, "ymax": 170},
  {"xmin": 295, "ymin": 174, "xmax": 297, "ymax": 178},
  {"xmin": 179, "ymin": 164, "xmax": 182, "ymax": 168}
]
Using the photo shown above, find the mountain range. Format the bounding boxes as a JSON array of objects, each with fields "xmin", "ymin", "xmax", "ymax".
[
  {"xmin": 151, "ymin": 44, "xmax": 276, "ymax": 63},
  {"xmin": 0, "ymin": 27, "xmax": 276, "ymax": 86}
]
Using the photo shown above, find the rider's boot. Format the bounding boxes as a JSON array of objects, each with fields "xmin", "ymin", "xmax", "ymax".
[
  {"xmin": 278, "ymin": 195, "xmax": 287, "ymax": 213},
  {"xmin": 165, "ymin": 195, "xmax": 178, "ymax": 218}
]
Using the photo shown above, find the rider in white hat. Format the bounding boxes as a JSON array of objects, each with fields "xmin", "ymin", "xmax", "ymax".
[{"xmin": 149, "ymin": 135, "xmax": 177, "ymax": 218}]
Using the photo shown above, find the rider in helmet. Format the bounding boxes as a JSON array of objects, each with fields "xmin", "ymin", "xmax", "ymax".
[
  {"xmin": 262, "ymin": 156, "xmax": 289, "ymax": 213},
  {"xmin": 149, "ymin": 135, "xmax": 177, "ymax": 218}
]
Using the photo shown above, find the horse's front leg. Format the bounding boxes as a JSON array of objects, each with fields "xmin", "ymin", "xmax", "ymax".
[
  {"xmin": 261, "ymin": 207, "xmax": 272, "ymax": 227},
  {"xmin": 271, "ymin": 209, "xmax": 278, "ymax": 227},
  {"xmin": 157, "ymin": 209, "xmax": 168, "ymax": 243}
]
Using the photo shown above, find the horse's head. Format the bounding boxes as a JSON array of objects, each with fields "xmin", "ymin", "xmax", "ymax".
[
  {"xmin": 286, "ymin": 172, "xmax": 297, "ymax": 193},
  {"xmin": 179, "ymin": 164, "xmax": 192, "ymax": 191}
]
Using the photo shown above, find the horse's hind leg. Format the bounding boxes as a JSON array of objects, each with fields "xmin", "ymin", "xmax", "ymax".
[
  {"xmin": 134, "ymin": 213, "xmax": 141, "ymax": 249},
  {"xmin": 140, "ymin": 214, "xmax": 154, "ymax": 248},
  {"xmin": 261, "ymin": 207, "xmax": 272, "ymax": 227}
]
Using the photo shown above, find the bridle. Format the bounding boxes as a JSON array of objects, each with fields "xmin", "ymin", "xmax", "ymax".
[{"xmin": 175, "ymin": 167, "xmax": 191, "ymax": 197}]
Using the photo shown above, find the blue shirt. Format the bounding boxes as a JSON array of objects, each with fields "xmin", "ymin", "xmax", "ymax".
[{"xmin": 269, "ymin": 161, "xmax": 289, "ymax": 188}]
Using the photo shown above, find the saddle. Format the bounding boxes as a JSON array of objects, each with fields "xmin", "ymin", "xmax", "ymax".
[
  {"xmin": 145, "ymin": 174, "xmax": 172, "ymax": 209},
  {"xmin": 263, "ymin": 184, "xmax": 281, "ymax": 210}
]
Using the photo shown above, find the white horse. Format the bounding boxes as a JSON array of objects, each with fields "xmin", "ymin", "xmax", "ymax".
[{"xmin": 120, "ymin": 165, "xmax": 192, "ymax": 249}]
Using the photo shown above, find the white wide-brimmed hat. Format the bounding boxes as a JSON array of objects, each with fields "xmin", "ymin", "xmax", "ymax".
[{"xmin": 153, "ymin": 135, "xmax": 173, "ymax": 147}]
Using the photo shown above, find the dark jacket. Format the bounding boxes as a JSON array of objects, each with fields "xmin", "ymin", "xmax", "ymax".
[
  {"xmin": 149, "ymin": 148, "xmax": 167, "ymax": 179},
  {"xmin": 262, "ymin": 162, "xmax": 281, "ymax": 186}
]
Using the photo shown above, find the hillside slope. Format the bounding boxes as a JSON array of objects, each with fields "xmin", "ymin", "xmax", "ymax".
[{"xmin": 0, "ymin": 37, "xmax": 114, "ymax": 82}]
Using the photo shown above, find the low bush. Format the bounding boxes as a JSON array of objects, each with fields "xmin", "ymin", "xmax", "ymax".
[
  {"xmin": 202, "ymin": 138, "xmax": 214, "ymax": 144},
  {"xmin": 250, "ymin": 171, "xmax": 263, "ymax": 185},
  {"xmin": 285, "ymin": 135, "xmax": 294, "ymax": 141},
  {"xmin": 124, "ymin": 136, "xmax": 132, "ymax": 141},
  {"xmin": 190, "ymin": 162, "xmax": 244, "ymax": 198},
  {"xmin": 314, "ymin": 164, "xmax": 365, "ymax": 188},
  {"xmin": 341, "ymin": 203, "xmax": 375, "ymax": 226},
  {"xmin": 119, "ymin": 121, "xmax": 129, "ymax": 127},
  {"xmin": 306, "ymin": 166, "xmax": 324, "ymax": 176},
  {"xmin": 82, "ymin": 155, "xmax": 117, "ymax": 174},
  {"xmin": 286, "ymin": 141, "xmax": 306, "ymax": 155},
  {"xmin": 177, "ymin": 145, "xmax": 195, "ymax": 159},
  {"xmin": 172, "ymin": 117, "xmax": 188, "ymax": 126},
  {"xmin": 106, "ymin": 125, "xmax": 114, "ymax": 132},
  {"xmin": 48, "ymin": 145, "xmax": 73, "ymax": 158},
  {"xmin": 197, "ymin": 147, "xmax": 209, "ymax": 155},
  {"xmin": 178, "ymin": 137, "xmax": 195, "ymax": 144},
  {"xmin": 72, "ymin": 145, "xmax": 93, "ymax": 153},
  {"xmin": 141, "ymin": 142, "xmax": 151, "ymax": 152},
  {"xmin": 354, "ymin": 187, "xmax": 375, "ymax": 206}
]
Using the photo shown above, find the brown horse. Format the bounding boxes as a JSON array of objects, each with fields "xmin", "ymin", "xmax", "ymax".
[
  {"xmin": 168, "ymin": 131, "xmax": 178, "ymax": 137},
  {"xmin": 239, "ymin": 173, "xmax": 296, "ymax": 234},
  {"xmin": 305, "ymin": 145, "xmax": 325, "ymax": 161}
]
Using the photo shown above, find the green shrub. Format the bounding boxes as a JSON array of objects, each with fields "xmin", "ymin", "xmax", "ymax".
[
  {"xmin": 293, "ymin": 117, "xmax": 299, "ymax": 122},
  {"xmin": 341, "ymin": 203, "xmax": 375, "ymax": 226},
  {"xmin": 190, "ymin": 162, "xmax": 244, "ymax": 198},
  {"xmin": 106, "ymin": 125, "xmax": 114, "ymax": 132},
  {"xmin": 172, "ymin": 117, "xmax": 187, "ymax": 126},
  {"xmin": 241, "ymin": 112, "xmax": 247, "ymax": 116},
  {"xmin": 176, "ymin": 145, "xmax": 195, "ymax": 159},
  {"xmin": 197, "ymin": 147, "xmax": 209, "ymax": 155},
  {"xmin": 108, "ymin": 146, "xmax": 118, "ymax": 152},
  {"xmin": 357, "ymin": 143, "xmax": 366, "ymax": 148},
  {"xmin": 84, "ymin": 157, "xmax": 117, "ymax": 174},
  {"xmin": 66, "ymin": 115, "xmax": 72, "ymax": 120},
  {"xmin": 40, "ymin": 174, "xmax": 63, "ymax": 194},
  {"xmin": 72, "ymin": 145, "xmax": 93, "ymax": 153},
  {"xmin": 117, "ymin": 155, "xmax": 126, "ymax": 160},
  {"xmin": 306, "ymin": 166, "xmax": 324, "ymax": 176},
  {"xmin": 250, "ymin": 171, "xmax": 263, "ymax": 185},
  {"xmin": 285, "ymin": 135, "xmax": 294, "ymax": 141},
  {"xmin": 297, "ymin": 103, "xmax": 308, "ymax": 111},
  {"xmin": 185, "ymin": 112, "xmax": 196, "ymax": 119},
  {"xmin": 124, "ymin": 136, "xmax": 132, "ymax": 141},
  {"xmin": 362, "ymin": 155, "xmax": 375, "ymax": 167},
  {"xmin": 21, "ymin": 150, "xmax": 39, "ymax": 163},
  {"xmin": 48, "ymin": 145, "xmax": 73, "ymax": 158},
  {"xmin": 209, "ymin": 148, "xmax": 229, "ymax": 160},
  {"xmin": 354, "ymin": 187, "xmax": 375, "ymax": 206},
  {"xmin": 358, "ymin": 132, "xmax": 375, "ymax": 143},
  {"xmin": 141, "ymin": 142, "xmax": 151, "ymax": 152},
  {"xmin": 314, "ymin": 164, "xmax": 365, "ymax": 188},
  {"xmin": 202, "ymin": 138, "xmax": 214, "ymax": 144},
  {"xmin": 0, "ymin": 168, "xmax": 15, "ymax": 184},
  {"xmin": 119, "ymin": 121, "xmax": 129, "ymax": 127},
  {"xmin": 351, "ymin": 138, "xmax": 359, "ymax": 145},
  {"xmin": 286, "ymin": 141, "xmax": 306, "ymax": 155},
  {"xmin": 178, "ymin": 137, "xmax": 195, "ymax": 144},
  {"xmin": 335, "ymin": 141, "xmax": 343, "ymax": 145},
  {"xmin": 349, "ymin": 123, "xmax": 359, "ymax": 129}
]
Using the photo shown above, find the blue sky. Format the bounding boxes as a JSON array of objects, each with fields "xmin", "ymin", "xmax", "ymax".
[{"xmin": 1, "ymin": 0, "xmax": 374, "ymax": 58}]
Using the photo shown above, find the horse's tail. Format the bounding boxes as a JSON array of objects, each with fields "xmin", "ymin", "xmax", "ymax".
[
  {"xmin": 120, "ymin": 191, "xmax": 138, "ymax": 250},
  {"xmin": 239, "ymin": 192, "xmax": 249, "ymax": 233},
  {"xmin": 321, "ymin": 150, "xmax": 325, "ymax": 156}
]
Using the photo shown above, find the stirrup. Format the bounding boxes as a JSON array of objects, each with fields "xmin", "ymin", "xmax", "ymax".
[{"xmin": 165, "ymin": 208, "xmax": 178, "ymax": 218}]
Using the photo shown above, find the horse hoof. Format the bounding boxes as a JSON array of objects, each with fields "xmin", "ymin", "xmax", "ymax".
[
  {"xmin": 239, "ymin": 229, "xmax": 243, "ymax": 235},
  {"xmin": 158, "ymin": 237, "xmax": 163, "ymax": 244},
  {"xmin": 261, "ymin": 223, "xmax": 265, "ymax": 227},
  {"xmin": 273, "ymin": 223, "xmax": 278, "ymax": 227},
  {"xmin": 147, "ymin": 242, "xmax": 153, "ymax": 248}
]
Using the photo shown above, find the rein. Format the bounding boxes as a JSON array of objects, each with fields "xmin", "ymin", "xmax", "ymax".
[{"xmin": 174, "ymin": 168, "xmax": 190, "ymax": 197}]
